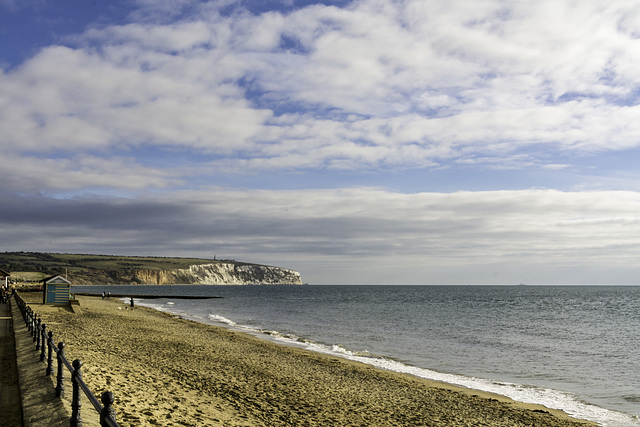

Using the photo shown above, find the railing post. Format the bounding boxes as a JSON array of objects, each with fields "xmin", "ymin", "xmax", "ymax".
[
  {"xmin": 46, "ymin": 331, "xmax": 54, "ymax": 376},
  {"xmin": 40, "ymin": 324, "xmax": 47, "ymax": 362},
  {"xmin": 35, "ymin": 318, "xmax": 41, "ymax": 350},
  {"xmin": 71, "ymin": 359, "xmax": 83, "ymax": 427},
  {"xmin": 33, "ymin": 316, "xmax": 38, "ymax": 343},
  {"xmin": 22, "ymin": 299, "xmax": 28, "ymax": 321},
  {"xmin": 100, "ymin": 391, "xmax": 116, "ymax": 427},
  {"xmin": 56, "ymin": 342, "xmax": 65, "ymax": 398},
  {"xmin": 27, "ymin": 307, "xmax": 33, "ymax": 334}
]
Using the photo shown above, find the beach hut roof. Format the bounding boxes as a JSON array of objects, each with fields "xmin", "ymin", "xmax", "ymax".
[
  {"xmin": 0, "ymin": 268, "xmax": 10, "ymax": 277},
  {"xmin": 41, "ymin": 275, "xmax": 71, "ymax": 285}
]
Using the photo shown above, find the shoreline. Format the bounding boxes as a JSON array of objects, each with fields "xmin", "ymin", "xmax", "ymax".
[{"xmin": 23, "ymin": 293, "xmax": 595, "ymax": 426}]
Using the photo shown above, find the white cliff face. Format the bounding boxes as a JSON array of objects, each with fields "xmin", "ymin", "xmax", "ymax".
[
  {"xmin": 59, "ymin": 260, "xmax": 303, "ymax": 285},
  {"xmin": 176, "ymin": 263, "xmax": 303, "ymax": 285}
]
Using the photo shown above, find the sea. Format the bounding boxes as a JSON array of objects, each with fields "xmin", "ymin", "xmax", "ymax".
[{"xmin": 71, "ymin": 284, "xmax": 640, "ymax": 427}]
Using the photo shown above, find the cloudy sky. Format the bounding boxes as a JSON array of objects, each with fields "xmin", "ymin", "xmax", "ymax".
[{"xmin": 2, "ymin": 0, "xmax": 640, "ymax": 284}]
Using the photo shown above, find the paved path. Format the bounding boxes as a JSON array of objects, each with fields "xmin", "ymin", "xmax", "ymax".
[{"xmin": 0, "ymin": 299, "xmax": 23, "ymax": 426}]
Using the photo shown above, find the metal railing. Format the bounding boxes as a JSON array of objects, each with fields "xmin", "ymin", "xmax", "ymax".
[{"xmin": 14, "ymin": 292, "xmax": 119, "ymax": 427}]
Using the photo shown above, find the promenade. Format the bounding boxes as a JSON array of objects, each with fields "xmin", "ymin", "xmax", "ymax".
[
  {"xmin": 0, "ymin": 298, "xmax": 23, "ymax": 425},
  {"xmin": 1, "ymin": 296, "xmax": 93, "ymax": 427}
]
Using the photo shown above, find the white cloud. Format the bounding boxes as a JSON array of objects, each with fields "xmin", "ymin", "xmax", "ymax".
[
  {"xmin": 3, "ymin": 187, "xmax": 640, "ymax": 284},
  {"xmin": 85, "ymin": 21, "xmax": 213, "ymax": 52},
  {"xmin": 2, "ymin": 0, "xmax": 640, "ymax": 191},
  {"xmin": 2, "ymin": 154, "xmax": 183, "ymax": 192},
  {"xmin": 0, "ymin": 40, "xmax": 272, "ymax": 157},
  {"xmin": 7, "ymin": 0, "xmax": 640, "ymax": 285}
]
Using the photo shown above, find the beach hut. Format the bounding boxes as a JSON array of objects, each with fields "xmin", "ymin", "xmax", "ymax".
[
  {"xmin": 42, "ymin": 275, "xmax": 71, "ymax": 305},
  {"xmin": 0, "ymin": 268, "xmax": 9, "ymax": 287}
]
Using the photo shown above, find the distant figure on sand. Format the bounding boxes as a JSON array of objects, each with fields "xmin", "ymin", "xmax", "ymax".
[
  {"xmin": 102, "ymin": 292, "xmax": 105, "ymax": 299},
  {"xmin": 130, "ymin": 297, "xmax": 134, "ymax": 308}
]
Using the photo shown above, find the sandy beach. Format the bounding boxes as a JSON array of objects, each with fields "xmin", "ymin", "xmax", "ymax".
[{"xmin": 20, "ymin": 293, "xmax": 594, "ymax": 426}]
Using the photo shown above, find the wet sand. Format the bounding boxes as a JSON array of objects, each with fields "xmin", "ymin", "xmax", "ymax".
[{"xmin": 22, "ymin": 293, "xmax": 594, "ymax": 426}]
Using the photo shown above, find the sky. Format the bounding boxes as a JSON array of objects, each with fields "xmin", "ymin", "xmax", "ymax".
[{"xmin": 2, "ymin": 0, "xmax": 640, "ymax": 284}]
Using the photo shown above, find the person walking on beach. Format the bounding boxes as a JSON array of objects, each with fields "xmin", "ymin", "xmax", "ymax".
[{"xmin": 130, "ymin": 297, "xmax": 134, "ymax": 309}]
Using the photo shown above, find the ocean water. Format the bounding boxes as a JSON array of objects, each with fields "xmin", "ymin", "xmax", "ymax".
[{"xmin": 72, "ymin": 284, "xmax": 640, "ymax": 426}]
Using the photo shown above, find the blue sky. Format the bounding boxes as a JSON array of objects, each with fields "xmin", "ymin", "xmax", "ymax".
[{"xmin": 2, "ymin": 0, "xmax": 640, "ymax": 284}]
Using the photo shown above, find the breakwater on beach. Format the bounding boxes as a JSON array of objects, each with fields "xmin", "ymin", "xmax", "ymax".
[
  {"xmin": 72, "ymin": 284, "xmax": 640, "ymax": 426},
  {"xmin": 74, "ymin": 293, "xmax": 220, "ymax": 299}
]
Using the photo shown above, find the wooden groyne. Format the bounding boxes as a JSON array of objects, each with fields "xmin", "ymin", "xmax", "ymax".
[{"xmin": 73, "ymin": 293, "xmax": 221, "ymax": 299}]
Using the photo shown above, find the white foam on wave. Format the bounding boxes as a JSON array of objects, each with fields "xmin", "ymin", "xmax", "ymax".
[
  {"xmin": 286, "ymin": 340, "xmax": 637, "ymax": 426},
  {"xmin": 219, "ymin": 325, "xmax": 639, "ymax": 426},
  {"xmin": 207, "ymin": 314, "xmax": 237, "ymax": 326},
  {"xmin": 339, "ymin": 354, "xmax": 637, "ymax": 426},
  {"xmin": 135, "ymin": 300, "xmax": 640, "ymax": 427}
]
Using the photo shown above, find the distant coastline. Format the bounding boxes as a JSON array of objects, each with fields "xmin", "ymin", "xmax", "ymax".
[{"xmin": 1, "ymin": 252, "xmax": 302, "ymax": 286}]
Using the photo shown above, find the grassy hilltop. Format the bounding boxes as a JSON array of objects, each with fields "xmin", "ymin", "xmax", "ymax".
[{"xmin": 0, "ymin": 252, "xmax": 216, "ymax": 283}]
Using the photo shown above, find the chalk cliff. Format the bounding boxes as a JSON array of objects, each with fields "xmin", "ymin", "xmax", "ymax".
[
  {"xmin": 70, "ymin": 262, "xmax": 303, "ymax": 285},
  {"xmin": 131, "ymin": 262, "xmax": 303, "ymax": 285},
  {"xmin": 0, "ymin": 252, "xmax": 303, "ymax": 286}
]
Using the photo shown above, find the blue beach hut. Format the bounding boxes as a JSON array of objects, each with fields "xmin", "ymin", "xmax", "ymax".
[{"xmin": 42, "ymin": 275, "xmax": 71, "ymax": 305}]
